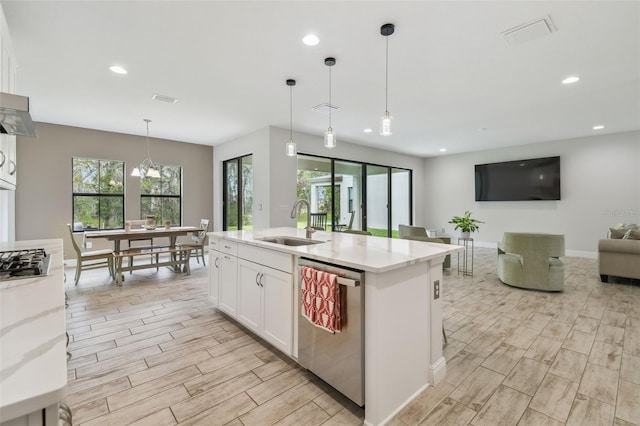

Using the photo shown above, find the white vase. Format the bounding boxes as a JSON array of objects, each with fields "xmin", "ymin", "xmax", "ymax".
[{"xmin": 460, "ymin": 231, "xmax": 471, "ymax": 239}]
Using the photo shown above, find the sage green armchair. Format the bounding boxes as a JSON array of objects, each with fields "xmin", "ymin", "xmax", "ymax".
[
  {"xmin": 497, "ymin": 232, "xmax": 565, "ymax": 291},
  {"xmin": 399, "ymin": 224, "xmax": 451, "ymax": 268}
]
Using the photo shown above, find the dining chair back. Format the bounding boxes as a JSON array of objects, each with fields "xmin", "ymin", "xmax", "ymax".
[
  {"xmin": 66, "ymin": 224, "xmax": 114, "ymax": 285},
  {"xmin": 310, "ymin": 213, "xmax": 327, "ymax": 231},
  {"xmin": 180, "ymin": 219, "xmax": 210, "ymax": 266}
]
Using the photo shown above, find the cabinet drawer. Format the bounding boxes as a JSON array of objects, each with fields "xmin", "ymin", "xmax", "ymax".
[
  {"xmin": 238, "ymin": 244, "xmax": 293, "ymax": 273},
  {"xmin": 219, "ymin": 239, "xmax": 238, "ymax": 255}
]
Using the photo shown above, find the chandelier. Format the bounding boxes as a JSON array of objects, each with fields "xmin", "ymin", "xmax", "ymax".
[{"xmin": 131, "ymin": 119, "xmax": 161, "ymax": 179}]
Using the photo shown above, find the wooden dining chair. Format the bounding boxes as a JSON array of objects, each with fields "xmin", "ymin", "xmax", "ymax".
[
  {"xmin": 178, "ymin": 219, "xmax": 210, "ymax": 266},
  {"xmin": 66, "ymin": 224, "xmax": 114, "ymax": 285},
  {"xmin": 310, "ymin": 213, "xmax": 327, "ymax": 231}
]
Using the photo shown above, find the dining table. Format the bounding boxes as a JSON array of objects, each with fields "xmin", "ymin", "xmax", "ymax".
[
  {"xmin": 84, "ymin": 226, "xmax": 202, "ymax": 280},
  {"xmin": 84, "ymin": 225, "xmax": 201, "ymax": 253}
]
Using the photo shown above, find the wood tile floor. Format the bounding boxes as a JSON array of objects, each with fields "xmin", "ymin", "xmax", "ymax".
[{"xmin": 64, "ymin": 249, "xmax": 640, "ymax": 425}]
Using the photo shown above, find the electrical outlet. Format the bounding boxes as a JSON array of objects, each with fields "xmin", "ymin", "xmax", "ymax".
[
  {"xmin": 86, "ymin": 241, "xmax": 92, "ymax": 248},
  {"xmin": 434, "ymin": 280, "xmax": 440, "ymax": 299}
]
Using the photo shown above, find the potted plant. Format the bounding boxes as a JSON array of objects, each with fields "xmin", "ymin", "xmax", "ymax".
[{"xmin": 448, "ymin": 211, "xmax": 484, "ymax": 238}]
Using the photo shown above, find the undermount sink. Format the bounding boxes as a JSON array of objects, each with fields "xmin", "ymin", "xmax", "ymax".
[{"xmin": 257, "ymin": 236, "xmax": 325, "ymax": 246}]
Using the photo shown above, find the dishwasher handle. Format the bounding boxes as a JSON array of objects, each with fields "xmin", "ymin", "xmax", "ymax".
[{"xmin": 336, "ymin": 277, "xmax": 360, "ymax": 287}]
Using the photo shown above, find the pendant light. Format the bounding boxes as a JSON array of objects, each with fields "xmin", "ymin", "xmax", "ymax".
[
  {"xmin": 285, "ymin": 79, "xmax": 297, "ymax": 156},
  {"xmin": 131, "ymin": 119, "xmax": 161, "ymax": 178},
  {"xmin": 380, "ymin": 23, "xmax": 395, "ymax": 136},
  {"xmin": 324, "ymin": 57, "xmax": 336, "ymax": 149}
]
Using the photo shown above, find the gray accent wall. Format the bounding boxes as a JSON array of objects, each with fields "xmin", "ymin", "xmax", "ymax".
[
  {"xmin": 16, "ymin": 122, "xmax": 213, "ymax": 260},
  {"xmin": 423, "ymin": 130, "xmax": 640, "ymax": 257}
]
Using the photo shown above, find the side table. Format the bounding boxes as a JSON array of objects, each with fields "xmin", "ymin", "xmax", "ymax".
[{"xmin": 457, "ymin": 237, "xmax": 474, "ymax": 276}]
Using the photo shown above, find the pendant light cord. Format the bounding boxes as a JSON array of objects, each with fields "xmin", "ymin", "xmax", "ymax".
[
  {"xmin": 146, "ymin": 120, "xmax": 151, "ymax": 160},
  {"xmin": 290, "ymin": 85, "xmax": 293, "ymax": 140},
  {"xmin": 385, "ymin": 36, "xmax": 389, "ymax": 112},
  {"xmin": 328, "ymin": 65, "xmax": 332, "ymax": 127}
]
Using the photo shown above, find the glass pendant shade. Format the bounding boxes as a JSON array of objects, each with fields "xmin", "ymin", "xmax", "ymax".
[
  {"xmin": 131, "ymin": 167, "xmax": 141, "ymax": 177},
  {"xmin": 324, "ymin": 127, "xmax": 336, "ymax": 148},
  {"xmin": 380, "ymin": 111, "xmax": 393, "ymax": 136},
  {"xmin": 286, "ymin": 139, "xmax": 297, "ymax": 156}
]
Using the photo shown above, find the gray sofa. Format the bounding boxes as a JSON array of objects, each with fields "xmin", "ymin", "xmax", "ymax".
[{"xmin": 598, "ymin": 225, "xmax": 640, "ymax": 282}]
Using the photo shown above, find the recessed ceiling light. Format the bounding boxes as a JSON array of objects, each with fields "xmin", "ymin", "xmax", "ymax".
[
  {"xmin": 592, "ymin": 125, "xmax": 605, "ymax": 130},
  {"xmin": 302, "ymin": 34, "xmax": 319, "ymax": 46},
  {"xmin": 109, "ymin": 65, "xmax": 127, "ymax": 74},
  {"xmin": 562, "ymin": 76, "xmax": 580, "ymax": 84},
  {"xmin": 439, "ymin": 148, "xmax": 447, "ymax": 152},
  {"xmin": 363, "ymin": 128, "xmax": 372, "ymax": 133}
]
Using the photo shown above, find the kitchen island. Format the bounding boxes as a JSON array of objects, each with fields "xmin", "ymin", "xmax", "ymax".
[
  {"xmin": 208, "ymin": 227, "xmax": 463, "ymax": 426},
  {"xmin": 0, "ymin": 239, "xmax": 66, "ymax": 425}
]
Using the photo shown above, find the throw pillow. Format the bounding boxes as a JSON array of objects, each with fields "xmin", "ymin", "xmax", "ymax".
[
  {"xmin": 623, "ymin": 229, "xmax": 640, "ymax": 240},
  {"xmin": 610, "ymin": 228, "xmax": 627, "ymax": 239}
]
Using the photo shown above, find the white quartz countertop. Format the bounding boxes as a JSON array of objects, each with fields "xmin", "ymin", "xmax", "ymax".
[
  {"xmin": 0, "ymin": 239, "xmax": 67, "ymax": 423},
  {"xmin": 209, "ymin": 227, "xmax": 463, "ymax": 273}
]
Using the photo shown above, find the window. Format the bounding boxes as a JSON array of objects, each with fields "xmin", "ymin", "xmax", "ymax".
[
  {"xmin": 223, "ymin": 154, "xmax": 253, "ymax": 230},
  {"xmin": 72, "ymin": 158, "xmax": 125, "ymax": 230},
  {"xmin": 140, "ymin": 164, "xmax": 182, "ymax": 225}
]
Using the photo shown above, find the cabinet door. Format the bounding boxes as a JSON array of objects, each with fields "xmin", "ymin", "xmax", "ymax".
[
  {"xmin": 208, "ymin": 250, "xmax": 220, "ymax": 306},
  {"xmin": 262, "ymin": 267, "xmax": 293, "ymax": 354},
  {"xmin": 237, "ymin": 259, "xmax": 262, "ymax": 334},
  {"xmin": 218, "ymin": 254, "xmax": 238, "ymax": 317}
]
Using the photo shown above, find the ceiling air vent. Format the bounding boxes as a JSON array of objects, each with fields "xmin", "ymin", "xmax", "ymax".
[
  {"xmin": 502, "ymin": 15, "xmax": 556, "ymax": 46},
  {"xmin": 312, "ymin": 103, "xmax": 339, "ymax": 114},
  {"xmin": 152, "ymin": 94, "xmax": 178, "ymax": 104}
]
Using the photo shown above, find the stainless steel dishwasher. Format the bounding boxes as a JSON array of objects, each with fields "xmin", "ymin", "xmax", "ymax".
[{"xmin": 297, "ymin": 257, "xmax": 365, "ymax": 407}]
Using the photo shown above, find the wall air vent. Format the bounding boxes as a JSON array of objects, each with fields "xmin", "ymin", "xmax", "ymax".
[
  {"xmin": 502, "ymin": 15, "xmax": 556, "ymax": 46},
  {"xmin": 312, "ymin": 102, "xmax": 339, "ymax": 114},
  {"xmin": 152, "ymin": 94, "xmax": 178, "ymax": 104}
]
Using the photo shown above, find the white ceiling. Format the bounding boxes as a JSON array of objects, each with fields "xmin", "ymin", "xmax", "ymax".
[{"xmin": 3, "ymin": 1, "xmax": 639, "ymax": 157}]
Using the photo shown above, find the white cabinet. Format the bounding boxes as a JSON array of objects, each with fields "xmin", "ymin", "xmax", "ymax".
[
  {"xmin": 0, "ymin": 12, "xmax": 17, "ymax": 190},
  {"xmin": 208, "ymin": 240, "xmax": 220, "ymax": 306},
  {"xmin": 237, "ymin": 244, "xmax": 293, "ymax": 355},
  {"xmin": 237, "ymin": 259, "xmax": 262, "ymax": 332},
  {"xmin": 217, "ymin": 240, "xmax": 238, "ymax": 317},
  {"xmin": 209, "ymin": 238, "xmax": 294, "ymax": 355}
]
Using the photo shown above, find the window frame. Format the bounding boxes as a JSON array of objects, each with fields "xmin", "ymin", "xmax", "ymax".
[
  {"xmin": 71, "ymin": 157, "xmax": 125, "ymax": 231},
  {"xmin": 140, "ymin": 164, "xmax": 183, "ymax": 226}
]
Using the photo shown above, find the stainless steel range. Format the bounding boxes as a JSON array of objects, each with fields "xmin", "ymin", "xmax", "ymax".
[{"xmin": 0, "ymin": 248, "xmax": 51, "ymax": 281}]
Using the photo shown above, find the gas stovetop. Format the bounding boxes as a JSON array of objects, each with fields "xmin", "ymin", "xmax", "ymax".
[{"xmin": 0, "ymin": 248, "xmax": 51, "ymax": 281}]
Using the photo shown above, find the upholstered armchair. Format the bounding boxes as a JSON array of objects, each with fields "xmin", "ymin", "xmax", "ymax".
[
  {"xmin": 497, "ymin": 232, "xmax": 565, "ymax": 291},
  {"xmin": 399, "ymin": 224, "xmax": 451, "ymax": 268}
]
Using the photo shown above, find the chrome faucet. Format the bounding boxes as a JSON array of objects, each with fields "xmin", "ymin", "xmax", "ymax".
[{"xmin": 290, "ymin": 199, "xmax": 315, "ymax": 239}]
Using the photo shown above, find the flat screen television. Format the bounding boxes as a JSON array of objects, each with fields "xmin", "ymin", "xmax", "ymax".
[{"xmin": 475, "ymin": 156, "xmax": 561, "ymax": 201}]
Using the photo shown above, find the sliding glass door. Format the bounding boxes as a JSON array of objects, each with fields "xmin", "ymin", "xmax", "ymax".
[
  {"xmin": 296, "ymin": 154, "xmax": 410, "ymax": 237},
  {"xmin": 366, "ymin": 165, "xmax": 389, "ymax": 237},
  {"xmin": 223, "ymin": 154, "xmax": 253, "ymax": 231},
  {"xmin": 295, "ymin": 156, "xmax": 332, "ymax": 230},
  {"xmin": 391, "ymin": 167, "xmax": 412, "ymax": 236},
  {"xmin": 334, "ymin": 160, "xmax": 363, "ymax": 231}
]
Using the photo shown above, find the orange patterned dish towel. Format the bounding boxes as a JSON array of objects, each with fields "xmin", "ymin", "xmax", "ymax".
[{"xmin": 301, "ymin": 266, "xmax": 341, "ymax": 333}]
